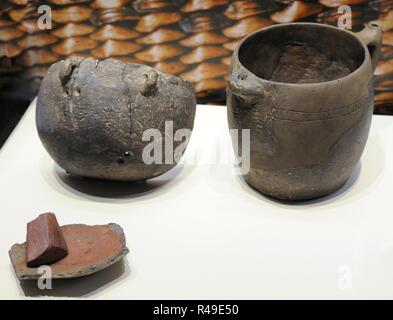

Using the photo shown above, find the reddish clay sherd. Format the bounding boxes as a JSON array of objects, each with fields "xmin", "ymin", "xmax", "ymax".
[
  {"xmin": 10, "ymin": 223, "xmax": 128, "ymax": 280},
  {"xmin": 26, "ymin": 213, "xmax": 68, "ymax": 267}
]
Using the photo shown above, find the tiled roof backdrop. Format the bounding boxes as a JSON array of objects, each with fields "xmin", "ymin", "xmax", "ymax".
[{"xmin": 1, "ymin": 0, "xmax": 393, "ymax": 113}]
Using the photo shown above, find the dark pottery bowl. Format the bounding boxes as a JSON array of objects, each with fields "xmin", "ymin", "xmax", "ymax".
[{"xmin": 37, "ymin": 57, "xmax": 196, "ymax": 181}]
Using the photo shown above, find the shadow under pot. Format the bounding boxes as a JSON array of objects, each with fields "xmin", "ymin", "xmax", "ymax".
[
  {"xmin": 36, "ymin": 58, "xmax": 196, "ymax": 181},
  {"xmin": 227, "ymin": 23, "xmax": 382, "ymax": 200}
]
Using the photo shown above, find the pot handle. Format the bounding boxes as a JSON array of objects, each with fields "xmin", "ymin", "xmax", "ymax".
[{"xmin": 356, "ymin": 23, "xmax": 383, "ymax": 71}]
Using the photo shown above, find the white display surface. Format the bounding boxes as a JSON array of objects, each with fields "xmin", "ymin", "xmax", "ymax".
[{"xmin": 1, "ymin": 99, "xmax": 393, "ymax": 299}]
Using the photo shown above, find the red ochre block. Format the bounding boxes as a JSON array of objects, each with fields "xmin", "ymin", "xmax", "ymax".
[{"xmin": 26, "ymin": 213, "xmax": 68, "ymax": 267}]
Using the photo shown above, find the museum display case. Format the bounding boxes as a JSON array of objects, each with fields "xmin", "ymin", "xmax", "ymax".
[{"xmin": 1, "ymin": 0, "xmax": 393, "ymax": 302}]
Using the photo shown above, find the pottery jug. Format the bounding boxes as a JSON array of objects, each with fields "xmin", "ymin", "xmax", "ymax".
[{"xmin": 227, "ymin": 23, "xmax": 382, "ymax": 200}]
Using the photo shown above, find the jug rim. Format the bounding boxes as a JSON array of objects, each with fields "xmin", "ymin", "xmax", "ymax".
[{"xmin": 233, "ymin": 22, "xmax": 372, "ymax": 87}]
